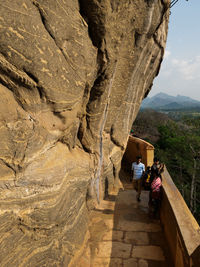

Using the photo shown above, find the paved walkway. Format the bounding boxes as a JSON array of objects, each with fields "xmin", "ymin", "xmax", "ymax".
[{"xmin": 80, "ymin": 180, "xmax": 171, "ymax": 267}]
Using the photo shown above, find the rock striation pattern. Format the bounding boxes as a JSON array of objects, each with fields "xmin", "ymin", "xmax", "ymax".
[{"xmin": 0, "ymin": 0, "xmax": 170, "ymax": 265}]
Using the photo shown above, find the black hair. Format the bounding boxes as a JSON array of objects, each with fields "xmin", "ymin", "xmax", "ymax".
[
  {"xmin": 154, "ymin": 169, "xmax": 160, "ymax": 177},
  {"xmin": 137, "ymin": 155, "xmax": 142, "ymax": 159},
  {"xmin": 153, "ymin": 157, "xmax": 159, "ymax": 162}
]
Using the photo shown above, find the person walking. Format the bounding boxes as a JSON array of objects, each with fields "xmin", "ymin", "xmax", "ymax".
[
  {"xmin": 150, "ymin": 157, "xmax": 160, "ymax": 180},
  {"xmin": 149, "ymin": 169, "xmax": 162, "ymax": 218},
  {"xmin": 149, "ymin": 157, "xmax": 164, "ymax": 210},
  {"xmin": 150, "ymin": 157, "xmax": 164, "ymax": 183},
  {"xmin": 131, "ymin": 155, "xmax": 145, "ymax": 202}
]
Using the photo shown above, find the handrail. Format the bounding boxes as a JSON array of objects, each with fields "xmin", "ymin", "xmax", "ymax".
[{"xmin": 161, "ymin": 168, "xmax": 200, "ymax": 267}]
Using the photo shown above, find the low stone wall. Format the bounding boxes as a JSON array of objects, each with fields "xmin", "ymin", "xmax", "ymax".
[{"xmin": 161, "ymin": 169, "xmax": 200, "ymax": 267}]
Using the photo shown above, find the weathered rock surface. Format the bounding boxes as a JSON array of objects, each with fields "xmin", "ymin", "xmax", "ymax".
[{"xmin": 0, "ymin": 0, "xmax": 169, "ymax": 265}]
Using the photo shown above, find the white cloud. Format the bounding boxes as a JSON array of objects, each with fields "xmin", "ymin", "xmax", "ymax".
[
  {"xmin": 163, "ymin": 50, "xmax": 171, "ymax": 59},
  {"xmin": 151, "ymin": 54, "xmax": 200, "ymax": 101},
  {"xmin": 171, "ymin": 56, "xmax": 200, "ymax": 80}
]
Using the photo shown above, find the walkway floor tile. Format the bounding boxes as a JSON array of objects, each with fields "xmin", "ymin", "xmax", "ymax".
[
  {"xmin": 80, "ymin": 178, "xmax": 172, "ymax": 266},
  {"xmin": 92, "ymin": 257, "xmax": 122, "ymax": 267},
  {"xmin": 102, "ymin": 230, "xmax": 123, "ymax": 241},
  {"xmin": 123, "ymin": 258, "xmax": 138, "ymax": 267},
  {"xmin": 131, "ymin": 245, "xmax": 165, "ymax": 261},
  {"xmin": 97, "ymin": 241, "xmax": 131, "ymax": 258},
  {"xmin": 124, "ymin": 231, "xmax": 149, "ymax": 245},
  {"xmin": 138, "ymin": 259, "xmax": 149, "ymax": 267},
  {"xmin": 116, "ymin": 220, "xmax": 162, "ymax": 232}
]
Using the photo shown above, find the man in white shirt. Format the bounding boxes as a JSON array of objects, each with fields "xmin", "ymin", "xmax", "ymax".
[{"xmin": 131, "ymin": 155, "xmax": 145, "ymax": 202}]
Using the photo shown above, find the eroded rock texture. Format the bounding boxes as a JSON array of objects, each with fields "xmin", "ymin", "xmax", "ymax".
[{"xmin": 0, "ymin": 0, "xmax": 169, "ymax": 265}]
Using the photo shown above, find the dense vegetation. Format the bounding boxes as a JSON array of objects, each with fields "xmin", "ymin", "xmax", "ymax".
[{"xmin": 132, "ymin": 109, "xmax": 200, "ymax": 224}]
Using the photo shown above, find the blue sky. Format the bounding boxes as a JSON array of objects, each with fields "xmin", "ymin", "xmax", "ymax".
[{"xmin": 149, "ymin": 0, "xmax": 200, "ymax": 100}]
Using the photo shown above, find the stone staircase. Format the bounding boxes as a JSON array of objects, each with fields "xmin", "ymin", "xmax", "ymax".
[{"xmin": 78, "ymin": 181, "xmax": 171, "ymax": 267}]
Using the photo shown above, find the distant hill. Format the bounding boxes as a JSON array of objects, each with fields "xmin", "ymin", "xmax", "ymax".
[
  {"xmin": 132, "ymin": 109, "xmax": 172, "ymax": 144},
  {"xmin": 141, "ymin": 93, "xmax": 200, "ymax": 110}
]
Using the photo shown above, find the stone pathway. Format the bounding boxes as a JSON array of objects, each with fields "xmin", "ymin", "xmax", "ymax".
[{"xmin": 79, "ymin": 182, "xmax": 171, "ymax": 267}]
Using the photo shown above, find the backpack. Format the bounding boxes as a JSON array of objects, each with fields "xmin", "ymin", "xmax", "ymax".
[{"xmin": 143, "ymin": 172, "xmax": 151, "ymax": 191}]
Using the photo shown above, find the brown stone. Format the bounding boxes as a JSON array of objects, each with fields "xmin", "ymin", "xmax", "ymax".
[
  {"xmin": 103, "ymin": 230, "xmax": 123, "ymax": 241},
  {"xmin": 138, "ymin": 259, "xmax": 148, "ymax": 267},
  {"xmin": 96, "ymin": 241, "xmax": 131, "ymax": 259},
  {"xmin": 131, "ymin": 246, "xmax": 165, "ymax": 261},
  {"xmin": 124, "ymin": 232, "xmax": 149, "ymax": 245},
  {"xmin": 92, "ymin": 257, "xmax": 123, "ymax": 267},
  {"xmin": 104, "ymin": 219, "xmax": 115, "ymax": 230},
  {"xmin": 116, "ymin": 221, "xmax": 162, "ymax": 232},
  {"xmin": 97, "ymin": 200, "xmax": 116, "ymax": 211},
  {"xmin": 123, "ymin": 258, "xmax": 138, "ymax": 267}
]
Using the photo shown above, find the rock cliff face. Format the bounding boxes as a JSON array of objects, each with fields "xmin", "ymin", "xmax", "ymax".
[{"xmin": 0, "ymin": 0, "xmax": 170, "ymax": 265}]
